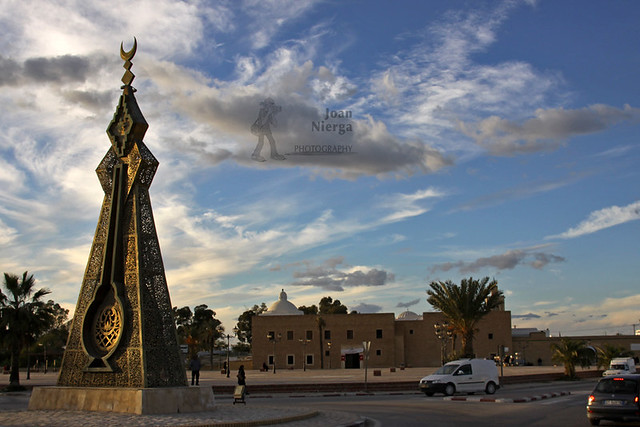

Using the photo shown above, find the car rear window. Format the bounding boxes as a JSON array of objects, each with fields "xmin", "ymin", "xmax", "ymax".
[{"xmin": 596, "ymin": 378, "xmax": 638, "ymax": 394}]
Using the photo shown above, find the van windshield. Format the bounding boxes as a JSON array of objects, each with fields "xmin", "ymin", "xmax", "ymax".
[
  {"xmin": 434, "ymin": 364, "xmax": 459, "ymax": 375},
  {"xmin": 610, "ymin": 364, "xmax": 627, "ymax": 370}
]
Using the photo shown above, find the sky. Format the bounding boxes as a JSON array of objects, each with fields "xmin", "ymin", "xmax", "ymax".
[{"xmin": 1, "ymin": 0, "xmax": 639, "ymax": 339}]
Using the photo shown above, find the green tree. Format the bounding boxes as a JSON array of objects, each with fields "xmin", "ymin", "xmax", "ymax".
[
  {"xmin": 191, "ymin": 304, "xmax": 223, "ymax": 368},
  {"xmin": 34, "ymin": 301, "xmax": 69, "ymax": 371},
  {"xmin": 173, "ymin": 305, "xmax": 193, "ymax": 343},
  {"xmin": 172, "ymin": 304, "xmax": 223, "ymax": 366},
  {"xmin": 232, "ymin": 341, "xmax": 251, "ymax": 354},
  {"xmin": 319, "ymin": 296, "xmax": 348, "ymax": 314},
  {"xmin": 235, "ymin": 303, "xmax": 267, "ymax": 346},
  {"xmin": 0, "ymin": 272, "xmax": 55, "ymax": 390},
  {"xmin": 297, "ymin": 304, "xmax": 318, "ymax": 315},
  {"xmin": 551, "ymin": 338, "xmax": 592, "ymax": 378},
  {"xmin": 596, "ymin": 344, "xmax": 633, "ymax": 369},
  {"xmin": 426, "ymin": 277, "xmax": 503, "ymax": 358}
]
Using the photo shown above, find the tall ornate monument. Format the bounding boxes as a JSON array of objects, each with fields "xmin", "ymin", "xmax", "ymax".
[{"xmin": 29, "ymin": 40, "xmax": 214, "ymax": 414}]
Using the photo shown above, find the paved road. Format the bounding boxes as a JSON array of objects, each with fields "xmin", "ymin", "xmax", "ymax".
[
  {"xmin": 0, "ymin": 366, "xmax": 601, "ymax": 426},
  {"xmin": 265, "ymin": 380, "xmax": 600, "ymax": 426}
]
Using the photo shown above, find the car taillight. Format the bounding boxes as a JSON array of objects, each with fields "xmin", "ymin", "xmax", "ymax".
[
  {"xmin": 635, "ymin": 396, "xmax": 638, "ymax": 404},
  {"xmin": 588, "ymin": 395, "xmax": 595, "ymax": 405}
]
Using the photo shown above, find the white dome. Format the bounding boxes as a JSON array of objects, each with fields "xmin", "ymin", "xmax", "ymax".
[
  {"xmin": 262, "ymin": 289, "xmax": 303, "ymax": 316},
  {"xmin": 396, "ymin": 310, "xmax": 422, "ymax": 321}
]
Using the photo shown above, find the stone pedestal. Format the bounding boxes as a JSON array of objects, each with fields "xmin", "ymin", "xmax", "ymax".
[{"xmin": 28, "ymin": 386, "xmax": 214, "ymax": 415}]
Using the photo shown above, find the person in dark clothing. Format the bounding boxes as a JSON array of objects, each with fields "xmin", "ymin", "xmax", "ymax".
[
  {"xmin": 237, "ymin": 364, "xmax": 246, "ymax": 386},
  {"xmin": 190, "ymin": 354, "xmax": 201, "ymax": 386}
]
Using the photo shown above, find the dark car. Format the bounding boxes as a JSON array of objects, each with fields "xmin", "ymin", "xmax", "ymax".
[{"xmin": 587, "ymin": 374, "xmax": 640, "ymax": 425}]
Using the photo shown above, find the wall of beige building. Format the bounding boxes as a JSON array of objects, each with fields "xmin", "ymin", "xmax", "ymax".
[
  {"xmin": 252, "ymin": 310, "xmax": 513, "ymax": 370},
  {"xmin": 512, "ymin": 332, "xmax": 640, "ymax": 366}
]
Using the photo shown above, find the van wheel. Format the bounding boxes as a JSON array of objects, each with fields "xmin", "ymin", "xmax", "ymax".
[
  {"xmin": 485, "ymin": 382, "xmax": 496, "ymax": 395},
  {"xmin": 444, "ymin": 383, "xmax": 455, "ymax": 396},
  {"xmin": 589, "ymin": 419, "xmax": 600, "ymax": 426}
]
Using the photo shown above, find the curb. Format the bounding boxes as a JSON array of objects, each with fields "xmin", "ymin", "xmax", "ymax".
[
  {"xmin": 216, "ymin": 391, "xmax": 422, "ymax": 400},
  {"xmin": 444, "ymin": 391, "xmax": 571, "ymax": 403}
]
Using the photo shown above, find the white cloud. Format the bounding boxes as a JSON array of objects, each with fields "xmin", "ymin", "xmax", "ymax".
[
  {"xmin": 547, "ymin": 200, "xmax": 640, "ymax": 239},
  {"xmin": 367, "ymin": 1, "xmax": 559, "ymax": 156},
  {"xmin": 430, "ymin": 246, "xmax": 565, "ymax": 274},
  {"xmin": 458, "ymin": 104, "xmax": 640, "ymax": 156},
  {"xmin": 379, "ymin": 187, "xmax": 447, "ymax": 222},
  {"xmin": 512, "ymin": 293, "xmax": 640, "ymax": 336},
  {"xmin": 0, "ymin": 0, "xmax": 215, "ymax": 60},
  {"xmin": 241, "ymin": 0, "xmax": 321, "ymax": 49},
  {"xmin": 0, "ymin": 218, "xmax": 17, "ymax": 245}
]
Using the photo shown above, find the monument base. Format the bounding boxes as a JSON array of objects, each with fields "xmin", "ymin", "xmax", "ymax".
[{"xmin": 28, "ymin": 386, "xmax": 215, "ymax": 414}]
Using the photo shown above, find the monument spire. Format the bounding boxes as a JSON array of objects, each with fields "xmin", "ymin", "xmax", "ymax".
[
  {"xmin": 56, "ymin": 38, "xmax": 186, "ymax": 388},
  {"xmin": 120, "ymin": 37, "xmax": 137, "ymax": 88},
  {"xmin": 31, "ymin": 39, "xmax": 214, "ymax": 415}
]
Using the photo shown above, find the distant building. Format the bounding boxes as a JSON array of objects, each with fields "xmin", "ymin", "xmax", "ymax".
[
  {"xmin": 251, "ymin": 289, "xmax": 512, "ymax": 370},
  {"xmin": 511, "ymin": 329, "xmax": 640, "ymax": 366}
]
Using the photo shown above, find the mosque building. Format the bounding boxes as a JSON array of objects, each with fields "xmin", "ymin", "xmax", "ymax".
[{"xmin": 251, "ymin": 289, "xmax": 513, "ymax": 370}]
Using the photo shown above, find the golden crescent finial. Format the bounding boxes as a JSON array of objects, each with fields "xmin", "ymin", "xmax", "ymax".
[{"xmin": 120, "ymin": 37, "xmax": 137, "ymax": 61}]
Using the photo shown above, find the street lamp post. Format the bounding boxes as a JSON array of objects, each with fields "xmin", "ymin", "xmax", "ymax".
[
  {"xmin": 299, "ymin": 338, "xmax": 310, "ymax": 371},
  {"xmin": 225, "ymin": 327, "xmax": 238, "ymax": 378},
  {"xmin": 268, "ymin": 332, "xmax": 281, "ymax": 374},
  {"xmin": 38, "ymin": 343, "xmax": 47, "ymax": 374},
  {"xmin": 225, "ymin": 333, "xmax": 232, "ymax": 378}
]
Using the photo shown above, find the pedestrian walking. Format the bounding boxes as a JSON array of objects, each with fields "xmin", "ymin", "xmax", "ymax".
[
  {"xmin": 190, "ymin": 354, "xmax": 201, "ymax": 386},
  {"xmin": 237, "ymin": 364, "xmax": 246, "ymax": 386}
]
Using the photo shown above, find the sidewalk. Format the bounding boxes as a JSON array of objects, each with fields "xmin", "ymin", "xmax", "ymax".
[{"xmin": 1, "ymin": 364, "xmax": 572, "ymax": 389}]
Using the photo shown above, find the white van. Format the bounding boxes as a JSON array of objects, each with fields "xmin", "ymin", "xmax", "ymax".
[
  {"xmin": 602, "ymin": 357, "xmax": 636, "ymax": 376},
  {"xmin": 419, "ymin": 358, "xmax": 500, "ymax": 396}
]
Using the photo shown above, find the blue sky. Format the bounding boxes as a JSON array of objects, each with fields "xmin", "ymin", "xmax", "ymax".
[{"xmin": 1, "ymin": 0, "xmax": 639, "ymax": 337}]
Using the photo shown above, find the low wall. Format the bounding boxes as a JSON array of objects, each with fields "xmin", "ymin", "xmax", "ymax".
[{"xmin": 211, "ymin": 369, "xmax": 603, "ymax": 395}]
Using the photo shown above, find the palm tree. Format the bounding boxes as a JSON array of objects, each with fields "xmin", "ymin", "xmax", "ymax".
[
  {"xmin": 426, "ymin": 277, "xmax": 503, "ymax": 358},
  {"xmin": 551, "ymin": 338, "xmax": 592, "ymax": 378},
  {"xmin": 0, "ymin": 272, "xmax": 54, "ymax": 390},
  {"xmin": 596, "ymin": 344, "xmax": 633, "ymax": 370}
]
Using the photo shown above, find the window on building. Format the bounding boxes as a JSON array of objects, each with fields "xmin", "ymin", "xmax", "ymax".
[
  {"xmin": 287, "ymin": 355, "xmax": 294, "ymax": 365},
  {"xmin": 268, "ymin": 355, "xmax": 274, "ymax": 365},
  {"xmin": 306, "ymin": 330, "xmax": 313, "ymax": 340},
  {"xmin": 409, "ymin": 329, "xmax": 414, "ymax": 335},
  {"xmin": 306, "ymin": 354, "xmax": 314, "ymax": 366},
  {"xmin": 287, "ymin": 330, "xmax": 294, "ymax": 340},
  {"xmin": 267, "ymin": 331, "xmax": 275, "ymax": 340},
  {"xmin": 488, "ymin": 333, "xmax": 494, "ymax": 340},
  {"xmin": 325, "ymin": 350, "xmax": 330, "ymax": 357},
  {"xmin": 324, "ymin": 330, "xmax": 331, "ymax": 340},
  {"xmin": 376, "ymin": 329, "xmax": 383, "ymax": 339},
  {"xmin": 347, "ymin": 330, "xmax": 354, "ymax": 340},
  {"xmin": 376, "ymin": 349, "xmax": 381, "ymax": 356}
]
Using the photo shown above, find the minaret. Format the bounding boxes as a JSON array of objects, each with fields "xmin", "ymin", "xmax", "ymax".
[{"xmin": 56, "ymin": 38, "xmax": 187, "ymax": 388}]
